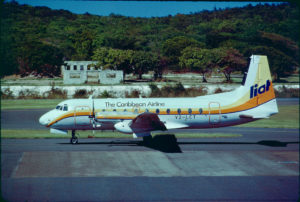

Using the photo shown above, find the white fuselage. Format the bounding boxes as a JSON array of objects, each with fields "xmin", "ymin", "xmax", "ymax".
[{"xmin": 39, "ymin": 86, "xmax": 278, "ymax": 133}]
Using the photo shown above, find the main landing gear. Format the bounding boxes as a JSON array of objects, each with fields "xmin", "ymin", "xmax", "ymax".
[{"xmin": 70, "ymin": 130, "xmax": 78, "ymax": 144}]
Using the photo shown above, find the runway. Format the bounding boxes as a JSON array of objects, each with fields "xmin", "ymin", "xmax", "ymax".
[{"xmin": 1, "ymin": 98, "xmax": 299, "ymax": 201}]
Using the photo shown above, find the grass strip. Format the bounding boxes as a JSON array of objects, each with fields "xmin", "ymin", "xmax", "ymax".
[
  {"xmin": 1, "ymin": 99, "xmax": 64, "ymax": 110},
  {"xmin": 237, "ymin": 105, "xmax": 299, "ymax": 128},
  {"xmin": 1, "ymin": 129, "xmax": 241, "ymax": 139}
]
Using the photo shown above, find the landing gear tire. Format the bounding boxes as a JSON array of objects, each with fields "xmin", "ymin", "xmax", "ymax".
[
  {"xmin": 70, "ymin": 136, "xmax": 78, "ymax": 144},
  {"xmin": 70, "ymin": 130, "xmax": 78, "ymax": 144}
]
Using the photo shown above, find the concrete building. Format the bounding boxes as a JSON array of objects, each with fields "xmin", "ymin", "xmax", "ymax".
[
  {"xmin": 99, "ymin": 70, "xmax": 123, "ymax": 84},
  {"xmin": 61, "ymin": 61, "xmax": 123, "ymax": 85}
]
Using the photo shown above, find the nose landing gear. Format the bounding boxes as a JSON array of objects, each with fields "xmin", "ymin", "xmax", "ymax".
[{"xmin": 70, "ymin": 130, "xmax": 78, "ymax": 144}]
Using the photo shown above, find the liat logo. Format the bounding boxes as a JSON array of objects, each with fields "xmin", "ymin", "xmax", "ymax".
[{"xmin": 250, "ymin": 80, "xmax": 271, "ymax": 98}]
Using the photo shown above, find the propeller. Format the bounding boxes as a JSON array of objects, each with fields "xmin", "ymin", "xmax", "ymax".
[
  {"xmin": 92, "ymin": 98, "xmax": 95, "ymax": 135},
  {"xmin": 88, "ymin": 96, "xmax": 96, "ymax": 136}
]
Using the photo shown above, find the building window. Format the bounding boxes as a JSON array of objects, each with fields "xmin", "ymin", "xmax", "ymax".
[
  {"xmin": 80, "ymin": 65, "xmax": 84, "ymax": 70},
  {"xmin": 107, "ymin": 73, "xmax": 116, "ymax": 78}
]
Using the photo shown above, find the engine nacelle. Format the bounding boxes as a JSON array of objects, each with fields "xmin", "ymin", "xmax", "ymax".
[
  {"xmin": 114, "ymin": 121, "xmax": 133, "ymax": 134},
  {"xmin": 50, "ymin": 128, "xmax": 68, "ymax": 135}
]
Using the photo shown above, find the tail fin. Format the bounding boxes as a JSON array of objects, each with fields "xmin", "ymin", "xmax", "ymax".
[
  {"xmin": 244, "ymin": 55, "xmax": 276, "ymax": 105},
  {"xmin": 241, "ymin": 55, "xmax": 278, "ymax": 118}
]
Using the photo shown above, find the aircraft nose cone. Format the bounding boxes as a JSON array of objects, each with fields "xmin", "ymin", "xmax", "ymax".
[{"xmin": 39, "ymin": 115, "xmax": 50, "ymax": 126}]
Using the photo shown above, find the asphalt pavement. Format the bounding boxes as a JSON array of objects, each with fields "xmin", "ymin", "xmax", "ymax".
[{"xmin": 1, "ymin": 130, "xmax": 299, "ymax": 201}]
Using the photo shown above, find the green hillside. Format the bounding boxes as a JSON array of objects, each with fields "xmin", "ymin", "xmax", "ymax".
[{"xmin": 1, "ymin": 2, "xmax": 299, "ymax": 81}]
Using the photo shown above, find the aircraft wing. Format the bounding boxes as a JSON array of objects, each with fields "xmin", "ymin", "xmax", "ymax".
[
  {"xmin": 114, "ymin": 112, "xmax": 188, "ymax": 137},
  {"xmin": 130, "ymin": 112, "xmax": 167, "ymax": 132}
]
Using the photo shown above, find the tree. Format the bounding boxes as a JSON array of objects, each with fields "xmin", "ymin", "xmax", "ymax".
[
  {"xmin": 179, "ymin": 47, "xmax": 214, "ymax": 82},
  {"xmin": 16, "ymin": 41, "xmax": 64, "ymax": 77},
  {"xmin": 92, "ymin": 47, "xmax": 134, "ymax": 79},
  {"xmin": 131, "ymin": 51, "xmax": 159, "ymax": 80},
  {"xmin": 214, "ymin": 48, "xmax": 247, "ymax": 82},
  {"xmin": 153, "ymin": 56, "xmax": 168, "ymax": 80},
  {"xmin": 245, "ymin": 46, "xmax": 298, "ymax": 81},
  {"xmin": 162, "ymin": 36, "xmax": 204, "ymax": 69},
  {"xmin": 71, "ymin": 27, "xmax": 95, "ymax": 60}
]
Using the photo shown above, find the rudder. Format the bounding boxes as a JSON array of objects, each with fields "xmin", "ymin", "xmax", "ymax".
[{"xmin": 244, "ymin": 55, "xmax": 276, "ymax": 105}]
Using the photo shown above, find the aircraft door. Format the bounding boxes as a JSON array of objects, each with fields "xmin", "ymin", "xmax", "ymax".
[
  {"xmin": 208, "ymin": 102, "xmax": 221, "ymax": 124},
  {"xmin": 74, "ymin": 106, "xmax": 92, "ymax": 127}
]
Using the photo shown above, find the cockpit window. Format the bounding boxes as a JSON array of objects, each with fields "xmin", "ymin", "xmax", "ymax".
[
  {"xmin": 56, "ymin": 105, "xmax": 61, "ymax": 110},
  {"xmin": 63, "ymin": 105, "xmax": 68, "ymax": 111}
]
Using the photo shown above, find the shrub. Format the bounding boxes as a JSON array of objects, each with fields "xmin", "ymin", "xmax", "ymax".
[
  {"xmin": 18, "ymin": 89, "xmax": 42, "ymax": 99},
  {"xmin": 161, "ymin": 82, "xmax": 186, "ymax": 97},
  {"xmin": 46, "ymin": 82, "xmax": 67, "ymax": 99},
  {"xmin": 275, "ymin": 86, "xmax": 299, "ymax": 98},
  {"xmin": 149, "ymin": 83, "xmax": 161, "ymax": 97},
  {"xmin": 185, "ymin": 86, "xmax": 208, "ymax": 97},
  {"xmin": 96, "ymin": 90, "xmax": 114, "ymax": 98},
  {"xmin": 73, "ymin": 89, "xmax": 88, "ymax": 98},
  {"xmin": 214, "ymin": 87, "xmax": 223, "ymax": 94},
  {"xmin": 125, "ymin": 89, "xmax": 140, "ymax": 98},
  {"xmin": 1, "ymin": 88, "xmax": 14, "ymax": 99}
]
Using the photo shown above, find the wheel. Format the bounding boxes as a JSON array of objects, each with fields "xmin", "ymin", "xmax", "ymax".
[{"xmin": 70, "ymin": 136, "xmax": 78, "ymax": 144}]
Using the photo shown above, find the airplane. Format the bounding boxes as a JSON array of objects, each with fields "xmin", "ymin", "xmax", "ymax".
[{"xmin": 39, "ymin": 55, "xmax": 278, "ymax": 144}]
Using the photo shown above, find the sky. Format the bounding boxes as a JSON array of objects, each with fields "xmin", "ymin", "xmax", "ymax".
[{"xmin": 13, "ymin": 1, "xmax": 283, "ymax": 18}]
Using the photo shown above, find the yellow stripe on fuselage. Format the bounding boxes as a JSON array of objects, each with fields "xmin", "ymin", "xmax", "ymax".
[{"xmin": 47, "ymin": 82, "xmax": 275, "ymax": 127}]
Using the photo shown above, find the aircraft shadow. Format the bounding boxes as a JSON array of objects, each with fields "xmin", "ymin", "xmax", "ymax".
[
  {"xmin": 74, "ymin": 135, "xmax": 182, "ymax": 153},
  {"xmin": 177, "ymin": 140, "xmax": 300, "ymax": 147},
  {"xmin": 59, "ymin": 134, "xmax": 299, "ymax": 153}
]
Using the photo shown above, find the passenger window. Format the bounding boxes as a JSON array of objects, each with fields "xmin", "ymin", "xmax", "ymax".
[
  {"xmin": 102, "ymin": 109, "xmax": 105, "ymax": 112},
  {"xmin": 113, "ymin": 109, "xmax": 116, "ymax": 112},
  {"xmin": 188, "ymin": 108, "xmax": 192, "ymax": 114},
  {"xmin": 134, "ymin": 109, "xmax": 138, "ymax": 113},
  {"xmin": 123, "ymin": 109, "xmax": 127, "ymax": 112},
  {"xmin": 177, "ymin": 108, "xmax": 181, "ymax": 114},
  {"xmin": 156, "ymin": 109, "xmax": 160, "ymax": 114},
  {"xmin": 199, "ymin": 108, "xmax": 203, "ymax": 114},
  {"xmin": 166, "ymin": 109, "xmax": 170, "ymax": 114}
]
